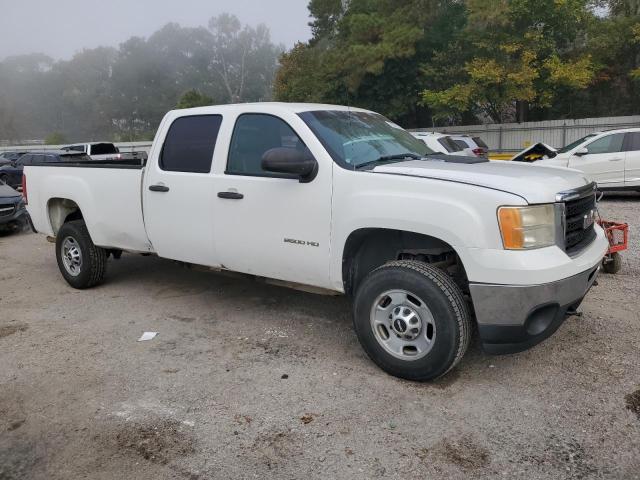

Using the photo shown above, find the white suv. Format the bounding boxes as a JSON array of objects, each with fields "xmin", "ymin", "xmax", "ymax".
[
  {"xmin": 535, "ymin": 128, "xmax": 640, "ymax": 191},
  {"xmin": 451, "ymin": 135, "xmax": 489, "ymax": 158},
  {"xmin": 411, "ymin": 132, "xmax": 472, "ymax": 156}
]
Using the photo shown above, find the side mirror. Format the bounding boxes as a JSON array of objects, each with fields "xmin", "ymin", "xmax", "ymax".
[
  {"xmin": 574, "ymin": 147, "xmax": 589, "ymax": 157},
  {"xmin": 262, "ymin": 147, "xmax": 318, "ymax": 183}
]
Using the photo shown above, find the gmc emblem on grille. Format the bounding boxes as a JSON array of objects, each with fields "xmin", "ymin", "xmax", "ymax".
[{"xmin": 583, "ymin": 210, "xmax": 595, "ymax": 229}]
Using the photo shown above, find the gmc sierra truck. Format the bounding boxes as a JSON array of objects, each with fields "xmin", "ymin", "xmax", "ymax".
[{"xmin": 24, "ymin": 103, "xmax": 608, "ymax": 381}]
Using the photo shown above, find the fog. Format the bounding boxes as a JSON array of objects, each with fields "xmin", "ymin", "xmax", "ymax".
[{"xmin": 0, "ymin": 0, "xmax": 311, "ymax": 60}]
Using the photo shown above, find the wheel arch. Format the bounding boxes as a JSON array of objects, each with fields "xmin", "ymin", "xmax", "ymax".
[
  {"xmin": 341, "ymin": 228, "xmax": 468, "ymax": 296},
  {"xmin": 47, "ymin": 197, "xmax": 84, "ymax": 236}
]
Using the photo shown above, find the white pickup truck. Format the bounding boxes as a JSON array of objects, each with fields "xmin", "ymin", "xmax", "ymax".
[
  {"xmin": 24, "ymin": 103, "xmax": 608, "ymax": 381},
  {"xmin": 62, "ymin": 142, "xmax": 145, "ymax": 162}
]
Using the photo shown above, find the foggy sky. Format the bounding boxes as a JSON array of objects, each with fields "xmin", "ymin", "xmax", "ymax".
[{"xmin": 0, "ymin": 0, "xmax": 312, "ymax": 60}]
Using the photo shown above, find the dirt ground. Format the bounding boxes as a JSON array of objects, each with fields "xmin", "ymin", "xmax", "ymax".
[{"xmin": 1, "ymin": 192, "xmax": 639, "ymax": 480}]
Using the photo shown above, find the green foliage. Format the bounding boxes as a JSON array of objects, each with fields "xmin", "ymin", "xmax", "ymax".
[
  {"xmin": 276, "ymin": 0, "xmax": 640, "ymax": 125},
  {"xmin": 44, "ymin": 132, "xmax": 68, "ymax": 145},
  {"xmin": 0, "ymin": 14, "xmax": 282, "ymax": 142},
  {"xmin": 176, "ymin": 90, "xmax": 214, "ymax": 109}
]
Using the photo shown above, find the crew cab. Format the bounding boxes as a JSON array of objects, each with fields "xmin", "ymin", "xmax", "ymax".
[
  {"xmin": 24, "ymin": 103, "xmax": 609, "ymax": 381},
  {"xmin": 530, "ymin": 128, "xmax": 640, "ymax": 191}
]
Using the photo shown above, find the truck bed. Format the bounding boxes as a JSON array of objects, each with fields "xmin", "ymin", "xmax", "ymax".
[{"xmin": 25, "ymin": 161, "xmax": 152, "ymax": 253}]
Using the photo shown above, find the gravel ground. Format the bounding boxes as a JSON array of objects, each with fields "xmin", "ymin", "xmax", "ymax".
[{"xmin": 1, "ymin": 193, "xmax": 639, "ymax": 480}]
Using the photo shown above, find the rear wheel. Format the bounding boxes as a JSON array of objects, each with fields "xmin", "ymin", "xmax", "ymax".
[
  {"xmin": 353, "ymin": 260, "xmax": 471, "ymax": 381},
  {"xmin": 56, "ymin": 220, "xmax": 107, "ymax": 289}
]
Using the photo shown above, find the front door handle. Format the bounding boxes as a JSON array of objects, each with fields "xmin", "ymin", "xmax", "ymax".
[
  {"xmin": 149, "ymin": 184, "xmax": 170, "ymax": 192},
  {"xmin": 218, "ymin": 191, "xmax": 244, "ymax": 200},
  {"xmin": 609, "ymin": 158, "xmax": 624, "ymax": 162}
]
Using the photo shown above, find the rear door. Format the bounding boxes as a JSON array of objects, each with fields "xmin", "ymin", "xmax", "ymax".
[
  {"xmin": 143, "ymin": 114, "xmax": 223, "ymax": 266},
  {"xmin": 568, "ymin": 133, "xmax": 625, "ymax": 186},
  {"xmin": 622, "ymin": 132, "xmax": 640, "ymax": 187}
]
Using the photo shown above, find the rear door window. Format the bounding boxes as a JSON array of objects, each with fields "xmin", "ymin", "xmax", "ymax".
[
  {"xmin": 160, "ymin": 115, "xmax": 223, "ymax": 173},
  {"xmin": 623, "ymin": 132, "xmax": 640, "ymax": 152},
  {"xmin": 472, "ymin": 137, "xmax": 489, "ymax": 149},
  {"xmin": 438, "ymin": 137, "xmax": 462, "ymax": 153}
]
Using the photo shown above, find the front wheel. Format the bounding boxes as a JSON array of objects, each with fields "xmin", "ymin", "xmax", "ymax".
[
  {"xmin": 602, "ymin": 252, "xmax": 622, "ymax": 274},
  {"xmin": 56, "ymin": 220, "xmax": 107, "ymax": 289},
  {"xmin": 353, "ymin": 260, "xmax": 472, "ymax": 381}
]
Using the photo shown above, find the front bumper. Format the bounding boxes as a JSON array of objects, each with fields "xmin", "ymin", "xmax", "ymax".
[
  {"xmin": 469, "ymin": 264, "xmax": 600, "ymax": 354},
  {"xmin": 0, "ymin": 203, "xmax": 27, "ymax": 228}
]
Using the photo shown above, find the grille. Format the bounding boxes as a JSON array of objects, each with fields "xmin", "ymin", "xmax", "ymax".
[
  {"xmin": 0, "ymin": 204, "xmax": 15, "ymax": 217},
  {"xmin": 563, "ymin": 190, "xmax": 596, "ymax": 255}
]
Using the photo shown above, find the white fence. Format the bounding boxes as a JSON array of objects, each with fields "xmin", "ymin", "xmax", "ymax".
[
  {"xmin": 3, "ymin": 114, "xmax": 640, "ymax": 154},
  {"xmin": 413, "ymin": 115, "xmax": 640, "ymax": 152}
]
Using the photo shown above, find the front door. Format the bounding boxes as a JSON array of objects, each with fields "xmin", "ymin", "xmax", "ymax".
[
  {"xmin": 213, "ymin": 113, "xmax": 333, "ymax": 289},
  {"xmin": 568, "ymin": 133, "xmax": 625, "ymax": 186},
  {"xmin": 143, "ymin": 114, "xmax": 223, "ymax": 266}
]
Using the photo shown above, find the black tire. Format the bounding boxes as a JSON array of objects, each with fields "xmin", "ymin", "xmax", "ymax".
[
  {"xmin": 602, "ymin": 252, "xmax": 622, "ymax": 274},
  {"xmin": 353, "ymin": 260, "xmax": 472, "ymax": 381},
  {"xmin": 56, "ymin": 220, "xmax": 107, "ymax": 289}
]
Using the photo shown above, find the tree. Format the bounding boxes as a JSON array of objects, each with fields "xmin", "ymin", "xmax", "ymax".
[
  {"xmin": 275, "ymin": 0, "xmax": 468, "ymax": 127},
  {"xmin": 421, "ymin": 0, "xmax": 598, "ymax": 123},
  {"xmin": 0, "ymin": 14, "xmax": 282, "ymax": 143},
  {"xmin": 207, "ymin": 14, "xmax": 282, "ymax": 103},
  {"xmin": 176, "ymin": 89, "xmax": 214, "ymax": 108},
  {"xmin": 44, "ymin": 132, "xmax": 68, "ymax": 145}
]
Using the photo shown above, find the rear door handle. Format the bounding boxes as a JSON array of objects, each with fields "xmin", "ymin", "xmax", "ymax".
[
  {"xmin": 149, "ymin": 184, "xmax": 170, "ymax": 192},
  {"xmin": 609, "ymin": 158, "xmax": 624, "ymax": 162},
  {"xmin": 218, "ymin": 191, "xmax": 244, "ymax": 200}
]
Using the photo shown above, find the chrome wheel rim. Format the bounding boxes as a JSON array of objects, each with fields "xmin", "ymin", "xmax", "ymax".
[
  {"xmin": 370, "ymin": 289, "xmax": 436, "ymax": 361},
  {"xmin": 61, "ymin": 236, "xmax": 82, "ymax": 277}
]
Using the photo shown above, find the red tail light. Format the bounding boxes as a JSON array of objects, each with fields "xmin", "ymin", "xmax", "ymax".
[
  {"xmin": 473, "ymin": 148, "xmax": 486, "ymax": 157},
  {"xmin": 22, "ymin": 174, "xmax": 28, "ymax": 204}
]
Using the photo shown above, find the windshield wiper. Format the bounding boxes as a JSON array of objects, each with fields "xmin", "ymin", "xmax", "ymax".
[{"xmin": 355, "ymin": 153, "xmax": 423, "ymax": 170}]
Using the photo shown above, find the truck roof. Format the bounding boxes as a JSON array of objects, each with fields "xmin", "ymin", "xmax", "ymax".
[{"xmin": 168, "ymin": 102, "xmax": 372, "ymax": 116}]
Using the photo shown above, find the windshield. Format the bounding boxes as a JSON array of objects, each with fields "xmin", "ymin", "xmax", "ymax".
[
  {"xmin": 299, "ymin": 110, "xmax": 434, "ymax": 169},
  {"xmin": 557, "ymin": 134, "xmax": 597, "ymax": 154}
]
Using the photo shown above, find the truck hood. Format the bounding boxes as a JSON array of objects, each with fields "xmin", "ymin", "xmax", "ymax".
[{"xmin": 371, "ymin": 159, "xmax": 590, "ymax": 204}]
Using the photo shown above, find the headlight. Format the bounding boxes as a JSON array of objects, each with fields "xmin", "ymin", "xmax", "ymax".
[{"xmin": 498, "ymin": 204, "xmax": 556, "ymax": 250}]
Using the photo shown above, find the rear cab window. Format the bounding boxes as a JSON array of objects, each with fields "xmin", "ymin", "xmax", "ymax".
[
  {"xmin": 90, "ymin": 143, "xmax": 118, "ymax": 155},
  {"xmin": 160, "ymin": 115, "xmax": 223, "ymax": 173}
]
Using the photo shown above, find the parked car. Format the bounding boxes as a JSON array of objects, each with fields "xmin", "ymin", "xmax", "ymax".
[
  {"xmin": 62, "ymin": 142, "xmax": 143, "ymax": 162},
  {"xmin": 0, "ymin": 178, "xmax": 27, "ymax": 232},
  {"xmin": 451, "ymin": 135, "xmax": 489, "ymax": 158},
  {"xmin": 411, "ymin": 132, "xmax": 470, "ymax": 156},
  {"xmin": 526, "ymin": 128, "xmax": 640, "ymax": 191},
  {"xmin": 0, "ymin": 151, "xmax": 90, "ymax": 188},
  {"xmin": 24, "ymin": 103, "xmax": 608, "ymax": 381},
  {"xmin": 0, "ymin": 151, "xmax": 29, "ymax": 167}
]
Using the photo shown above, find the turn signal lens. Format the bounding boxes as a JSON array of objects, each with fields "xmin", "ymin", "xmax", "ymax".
[{"xmin": 498, "ymin": 205, "xmax": 555, "ymax": 250}]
